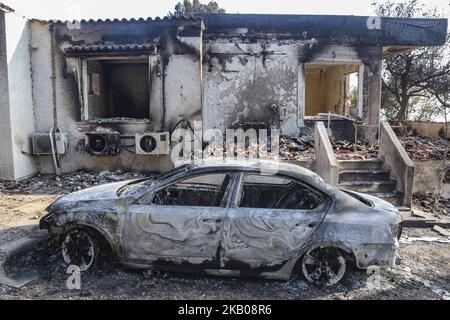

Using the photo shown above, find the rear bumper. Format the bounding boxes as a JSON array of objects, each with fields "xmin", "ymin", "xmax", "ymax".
[{"xmin": 354, "ymin": 242, "xmax": 399, "ymax": 269}]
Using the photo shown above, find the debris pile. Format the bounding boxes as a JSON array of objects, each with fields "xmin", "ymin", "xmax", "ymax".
[
  {"xmin": 413, "ymin": 192, "xmax": 449, "ymax": 216},
  {"xmin": 331, "ymin": 139, "xmax": 379, "ymax": 160},
  {"xmin": 201, "ymin": 137, "xmax": 381, "ymax": 161},
  {"xmin": 279, "ymin": 137, "xmax": 315, "ymax": 161},
  {"xmin": 0, "ymin": 170, "xmax": 148, "ymax": 195},
  {"xmin": 399, "ymin": 136, "xmax": 449, "ymax": 160},
  {"xmin": 200, "ymin": 138, "xmax": 316, "ymax": 161}
]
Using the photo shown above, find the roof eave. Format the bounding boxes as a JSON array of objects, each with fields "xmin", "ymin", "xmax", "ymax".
[{"xmin": 0, "ymin": 2, "xmax": 14, "ymax": 13}]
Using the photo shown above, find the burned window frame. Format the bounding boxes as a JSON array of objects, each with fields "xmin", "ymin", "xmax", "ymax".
[
  {"xmin": 233, "ymin": 171, "xmax": 330, "ymax": 211},
  {"xmin": 136, "ymin": 171, "xmax": 239, "ymax": 208},
  {"xmin": 77, "ymin": 54, "xmax": 156, "ymax": 122}
]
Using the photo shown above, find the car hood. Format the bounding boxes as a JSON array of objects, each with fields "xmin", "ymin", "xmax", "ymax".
[{"xmin": 46, "ymin": 180, "xmax": 135, "ymax": 213}]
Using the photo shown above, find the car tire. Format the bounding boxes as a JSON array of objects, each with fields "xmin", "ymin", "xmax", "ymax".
[
  {"xmin": 61, "ymin": 228, "xmax": 99, "ymax": 272},
  {"xmin": 301, "ymin": 247, "xmax": 347, "ymax": 287}
]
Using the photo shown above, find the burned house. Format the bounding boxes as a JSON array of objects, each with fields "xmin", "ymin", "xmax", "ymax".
[{"xmin": 0, "ymin": 10, "xmax": 447, "ymax": 204}]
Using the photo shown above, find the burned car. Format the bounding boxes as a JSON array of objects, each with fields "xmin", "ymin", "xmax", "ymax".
[{"xmin": 40, "ymin": 159, "xmax": 402, "ymax": 286}]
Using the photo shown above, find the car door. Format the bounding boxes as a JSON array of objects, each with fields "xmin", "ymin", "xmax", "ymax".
[
  {"xmin": 220, "ymin": 172, "xmax": 330, "ymax": 269},
  {"xmin": 122, "ymin": 171, "xmax": 236, "ymax": 267}
]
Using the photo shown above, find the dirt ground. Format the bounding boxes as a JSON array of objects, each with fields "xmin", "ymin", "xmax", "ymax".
[{"xmin": 0, "ymin": 172, "xmax": 449, "ymax": 300}]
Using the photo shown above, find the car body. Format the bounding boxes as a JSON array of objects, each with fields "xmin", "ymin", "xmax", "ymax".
[{"xmin": 40, "ymin": 159, "xmax": 402, "ymax": 286}]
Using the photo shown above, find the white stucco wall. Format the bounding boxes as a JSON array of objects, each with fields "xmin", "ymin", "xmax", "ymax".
[
  {"xmin": 0, "ymin": 13, "xmax": 38, "ymax": 181},
  {"xmin": 0, "ymin": 11, "xmax": 14, "ymax": 180},
  {"xmin": 6, "ymin": 17, "xmax": 37, "ymax": 180}
]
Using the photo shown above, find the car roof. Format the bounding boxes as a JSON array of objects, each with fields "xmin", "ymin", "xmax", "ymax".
[{"xmin": 175, "ymin": 158, "xmax": 320, "ymax": 181}]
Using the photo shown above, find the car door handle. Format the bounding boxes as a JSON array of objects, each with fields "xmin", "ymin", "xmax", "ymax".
[{"xmin": 308, "ymin": 222, "xmax": 318, "ymax": 228}]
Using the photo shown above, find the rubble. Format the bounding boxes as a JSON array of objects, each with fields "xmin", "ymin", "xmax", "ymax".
[
  {"xmin": 330, "ymin": 139, "xmax": 379, "ymax": 160},
  {"xmin": 279, "ymin": 137, "xmax": 315, "ymax": 161},
  {"xmin": 398, "ymin": 136, "xmax": 449, "ymax": 160},
  {"xmin": 201, "ymin": 137, "xmax": 380, "ymax": 161},
  {"xmin": 201, "ymin": 134, "xmax": 448, "ymax": 162},
  {"xmin": 200, "ymin": 138, "xmax": 316, "ymax": 161},
  {"xmin": 0, "ymin": 170, "xmax": 149, "ymax": 195},
  {"xmin": 400, "ymin": 236, "xmax": 450, "ymax": 244},
  {"xmin": 413, "ymin": 193, "xmax": 449, "ymax": 217},
  {"xmin": 433, "ymin": 225, "xmax": 450, "ymax": 237}
]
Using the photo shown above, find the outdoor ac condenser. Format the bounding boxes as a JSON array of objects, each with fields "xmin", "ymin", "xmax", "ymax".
[
  {"xmin": 135, "ymin": 132, "xmax": 170, "ymax": 155},
  {"xmin": 32, "ymin": 133, "xmax": 68, "ymax": 155},
  {"xmin": 85, "ymin": 132, "xmax": 121, "ymax": 156}
]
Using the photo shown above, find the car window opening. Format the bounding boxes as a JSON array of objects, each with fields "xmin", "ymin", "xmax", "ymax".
[
  {"xmin": 239, "ymin": 174, "xmax": 322, "ymax": 210},
  {"xmin": 151, "ymin": 173, "xmax": 231, "ymax": 207}
]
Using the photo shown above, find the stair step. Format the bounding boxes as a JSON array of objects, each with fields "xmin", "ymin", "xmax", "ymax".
[
  {"xmin": 366, "ymin": 191, "xmax": 403, "ymax": 206},
  {"xmin": 396, "ymin": 206, "xmax": 411, "ymax": 212},
  {"xmin": 339, "ymin": 169, "xmax": 391, "ymax": 182},
  {"xmin": 339, "ymin": 180, "xmax": 397, "ymax": 193},
  {"xmin": 338, "ymin": 159, "xmax": 382, "ymax": 170}
]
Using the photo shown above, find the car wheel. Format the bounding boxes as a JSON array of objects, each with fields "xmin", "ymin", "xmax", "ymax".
[
  {"xmin": 61, "ymin": 229, "xmax": 99, "ymax": 272},
  {"xmin": 301, "ymin": 247, "xmax": 347, "ymax": 286}
]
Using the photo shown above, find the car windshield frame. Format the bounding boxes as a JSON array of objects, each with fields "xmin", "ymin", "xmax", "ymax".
[{"xmin": 117, "ymin": 165, "xmax": 191, "ymax": 196}]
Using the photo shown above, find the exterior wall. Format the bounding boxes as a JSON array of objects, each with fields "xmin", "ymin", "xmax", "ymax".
[
  {"xmin": 413, "ymin": 160, "xmax": 450, "ymax": 198},
  {"xmin": 202, "ymin": 41, "xmax": 382, "ymax": 139},
  {"xmin": 28, "ymin": 20, "xmax": 385, "ymax": 174},
  {"xmin": 203, "ymin": 41, "xmax": 299, "ymax": 136},
  {"xmin": 6, "ymin": 18, "xmax": 37, "ymax": 180},
  {"xmin": 392, "ymin": 121, "xmax": 450, "ymax": 138},
  {"xmin": 0, "ymin": 10, "xmax": 14, "ymax": 180},
  {"xmin": 0, "ymin": 14, "xmax": 37, "ymax": 180},
  {"xmin": 1, "ymin": 18, "xmax": 391, "ymax": 177},
  {"xmin": 29, "ymin": 21, "xmax": 202, "ymax": 175}
]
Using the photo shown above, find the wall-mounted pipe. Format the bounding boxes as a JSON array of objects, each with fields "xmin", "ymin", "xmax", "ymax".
[{"xmin": 50, "ymin": 24, "xmax": 58, "ymax": 129}]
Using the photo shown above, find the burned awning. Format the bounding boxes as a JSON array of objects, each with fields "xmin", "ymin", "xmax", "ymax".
[{"xmin": 65, "ymin": 43, "xmax": 158, "ymax": 57}]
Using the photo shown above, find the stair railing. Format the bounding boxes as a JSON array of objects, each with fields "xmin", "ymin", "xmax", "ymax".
[
  {"xmin": 314, "ymin": 122, "xmax": 339, "ymax": 186},
  {"xmin": 379, "ymin": 121, "xmax": 415, "ymax": 207}
]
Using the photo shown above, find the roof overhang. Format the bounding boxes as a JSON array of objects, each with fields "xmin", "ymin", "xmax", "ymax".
[
  {"xmin": 0, "ymin": 2, "xmax": 14, "ymax": 13},
  {"xmin": 197, "ymin": 13, "xmax": 448, "ymax": 47},
  {"xmin": 65, "ymin": 43, "xmax": 158, "ymax": 57}
]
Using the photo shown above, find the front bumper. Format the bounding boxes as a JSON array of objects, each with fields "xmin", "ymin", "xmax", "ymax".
[
  {"xmin": 39, "ymin": 212, "xmax": 63, "ymax": 234},
  {"xmin": 39, "ymin": 213, "xmax": 53, "ymax": 230}
]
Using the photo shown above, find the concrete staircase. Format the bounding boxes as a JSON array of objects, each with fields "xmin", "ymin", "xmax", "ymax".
[{"xmin": 338, "ymin": 159, "xmax": 403, "ymax": 207}]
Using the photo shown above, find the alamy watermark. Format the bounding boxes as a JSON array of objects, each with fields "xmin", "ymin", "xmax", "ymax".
[
  {"xmin": 169, "ymin": 121, "xmax": 282, "ymax": 175},
  {"xmin": 66, "ymin": 265, "xmax": 81, "ymax": 290},
  {"xmin": 366, "ymin": 16, "xmax": 382, "ymax": 30}
]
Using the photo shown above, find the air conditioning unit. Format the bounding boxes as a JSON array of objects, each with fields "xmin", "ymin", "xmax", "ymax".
[
  {"xmin": 136, "ymin": 132, "xmax": 170, "ymax": 155},
  {"xmin": 85, "ymin": 132, "xmax": 121, "ymax": 156},
  {"xmin": 32, "ymin": 133, "xmax": 67, "ymax": 155}
]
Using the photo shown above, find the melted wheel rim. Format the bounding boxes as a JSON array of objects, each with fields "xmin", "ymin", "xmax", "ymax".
[
  {"xmin": 302, "ymin": 248, "xmax": 346, "ymax": 286},
  {"xmin": 61, "ymin": 230, "xmax": 95, "ymax": 272}
]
